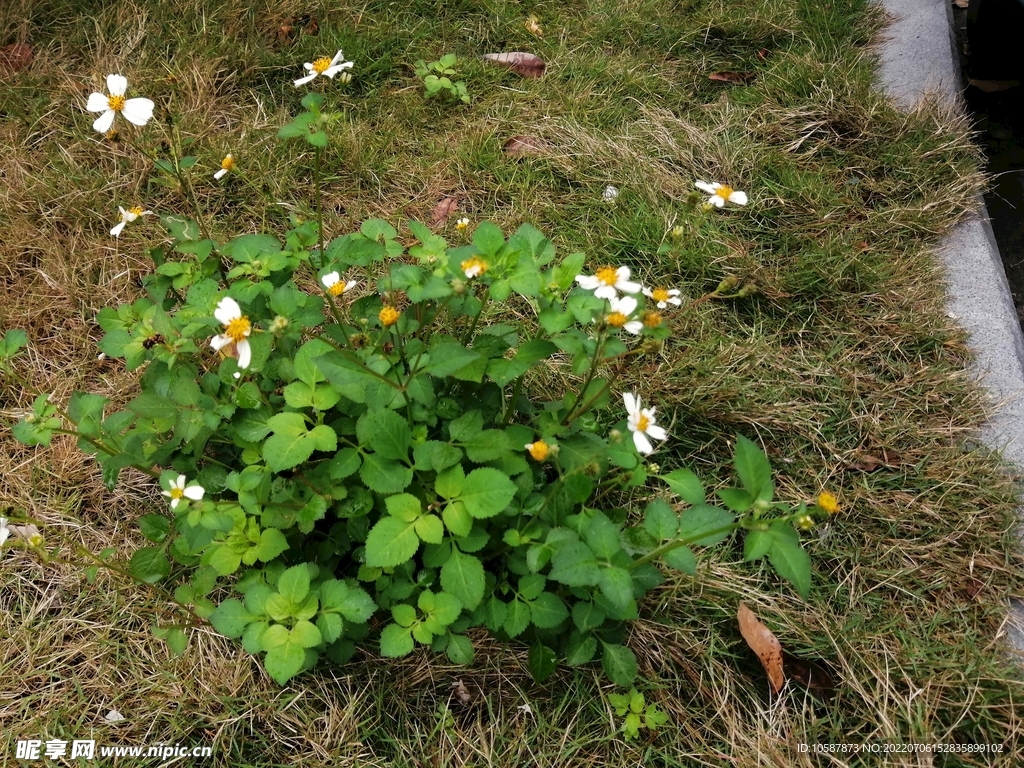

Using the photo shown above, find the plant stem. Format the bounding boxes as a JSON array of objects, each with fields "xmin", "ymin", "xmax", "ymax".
[
  {"xmin": 627, "ymin": 523, "xmax": 740, "ymax": 570},
  {"xmin": 315, "ymin": 145, "xmax": 325, "ymax": 270}
]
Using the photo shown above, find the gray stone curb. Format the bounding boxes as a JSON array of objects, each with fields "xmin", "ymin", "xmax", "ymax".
[{"xmin": 876, "ymin": 0, "xmax": 1024, "ymax": 649}]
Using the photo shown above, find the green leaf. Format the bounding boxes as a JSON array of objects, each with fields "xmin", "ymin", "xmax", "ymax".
[
  {"xmin": 572, "ymin": 601, "xmax": 606, "ymax": 632},
  {"xmin": 385, "ymin": 493, "xmax": 422, "ymax": 522},
  {"xmin": 254, "ymin": 528, "xmax": 289, "ymax": 562},
  {"xmin": 660, "ymin": 468, "xmax": 706, "ymax": 505},
  {"xmin": 164, "ymin": 627, "xmax": 188, "ymax": 656},
  {"xmin": 446, "ymin": 634, "xmax": 474, "ymax": 665},
  {"xmin": 290, "ymin": 620, "xmax": 323, "ymax": 648},
  {"xmin": 528, "ymin": 644, "xmax": 557, "ymax": 683},
  {"xmin": 365, "ymin": 516, "xmax": 420, "ymax": 567},
  {"xmin": 415, "ymin": 515, "xmax": 444, "ymax": 544},
  {"xmin": 442, "ymin": 501, "xmax": 473, "ymax": 537},
  {"xmin": 357, "ymin": 409, "xmax": 410, "ymax": 460},
  {"xmin": 717, "ymin": 487, "xmax": 754, "ymax": 513},
  {"xmin": 733, "ymin": 435, "xmax": 773, "ymax": 502},
  {"xmin": 138, "ymin": 514, "xmax": 171, "ymax": 543},
  {"xmin": 359, "ymin": 453, "xmax": 413, "ymax": 494},
  {"xmin": 264, "ymin": 643, "xmax": 306, "ymax": 684},
  {"xmin": 0, "ymin": 328, "xmax": 28, "ymax": 359},
  {"xmin": 549, "ymin": 541, "xmax": 600, "ymax": 586},
  {"xmin": 424, "ymin": 343, "xmax": 482, "ymax": 377},
  {"xmin": 597, "ymin": 567, "xmax": 634, "ymax": 610},
  {"xmin": 643, "ymin": 499, "xmax": 678, "ymax": 541},
  {"xmin": 130, "ymin": 547, "xmax": 170, "ymax": 584},
  {"xmin": 277, "ymin": 564, "xmax": 311, "ymax": 603},
  {"xmin": 392, "ymin": 604, "xmax": 418, "ymax": 627},
  {"xmin": 504, "ymin": 599, "xmax": 531, "ymax": 638},
  {"xmin": 462, "ymin": 430, "xmax": 512, "ymax": 463},
  {"xmin": 458, "ymin": 468, "xmax": 516, "ymax": 518},
  {"xmin": 743, "ymin": 529, "xmax": 773, "ymax": 562},
  {"xmin": 472, "ymin": 221, "xmax": 505, "ymax": 256},
  {"xmin": 209, "ymin": 599, "xmax": 256, "ymax": 638},
  {"xmin": 448, "ymin": 410, "xmax": 483, "ymax": 442},
  {"xmin": 316, "ymin": 613, "xmax": 344, "ymax": 644},
  {"xmin": 413, "ymin": 441, "xmax": 463, "ymax": 472},
  {"xmin": 440, "ymin": 549, "xmax": 486, "ymax": 610},
  {"xmin": 263, "ymin": 413, "xmax": 337, "ymax": 471},
  {"xmin": 662, "ymin": 546, "xmax": 696, "ymax": 574},
  {"xmin": 601, "ymin": 643, "xmax": 638, "ymax": 687},
  {"xmin": 678, "ymin": 504, "xmax": 734, "ymax": 546},
  {"xmin": 435, "ymin": 464, "xmax": 465, "ymax": 499},
  {"xmin": 767, "ymin": 525, "xmax": 812, "ymax": 598},
  {"xmin": 566, "ymin": 633, "xmax": 597, "ymax": 666},
  {"xmin": 380, "ymin": 624, "xmax": 414, "ymax": 657},
  {"xmin": 529, "ymin": 593, "xmax": 569, "ymax": 628},
  {"xmin": 320, "ymin": 580, "xmax": 376, "ymax": 622},
  {"xmin": 585, "ymin": 512, "xmax": 621, "ymax": 559}
]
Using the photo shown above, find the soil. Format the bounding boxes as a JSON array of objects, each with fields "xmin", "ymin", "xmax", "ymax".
[{"xmin": 953, "ymin": 4, "xmax": 1024, "ymax": 329}]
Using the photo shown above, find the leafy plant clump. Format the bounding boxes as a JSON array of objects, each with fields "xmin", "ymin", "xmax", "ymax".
[{"xmin": 414, "ymin": 54, "xmax": 471, "ymax": 103}]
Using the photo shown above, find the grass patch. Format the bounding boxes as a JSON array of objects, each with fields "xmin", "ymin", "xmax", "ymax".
[{"xmin": 2, "ymin": 0, "xmax": 1022, "ymax": 765}]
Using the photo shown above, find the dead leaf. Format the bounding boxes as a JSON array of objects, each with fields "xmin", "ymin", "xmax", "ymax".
[
  {"xmin": 782, "ymin": 652, "xmax": 838, "ymax": 702},
  {"xmin": 0, "ymin": 43, "xmax": 33, "ymax": 74},
  {"xmin": 845, "ymin": 447, "xmax": 907, "ymax": 472},
  {"xmin": 451, "ymin": 680, "xmax": 472, "ymax": 705},
  {"xmin": 952, "ymin": 0, "xmax": 969, "ymax": 7},
  {"xmin": 963, "ymin": 578, "xmax": 983, "ymax": 600},
  {"xmin": 708, "ymin": 71, "xmax": 756, "ymax": 85},
  {"xmin": 483, "ymin": 52, "xmax": 546, "ymax": 78},
  {"xmin": 757, "ymin": 48, "xmax": 770, "ymax": 60},
  {"xmin": 503, "ymin": 135, "xmax": 547, "ymax": 155},
  {"xmin": 431, "ymin": 197, "xmax": 459, "ymax": 226},
  {"xmin": 525, "ymin": 14, "xmax": 543, "ymax": 37},
  {"xmin": 301, "ymin": 15, "xmax": 320, "ymax": 35},
  {"xmin": 738, "ymin": 602, "xmax": 785, "ymax": 694}
]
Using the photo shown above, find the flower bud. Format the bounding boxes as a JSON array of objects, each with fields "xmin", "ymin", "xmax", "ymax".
[
  {"xmin": 269, "ymin": 315, "xmax": 289, "ymax": 333},
  {"xmin": 737, "ymin": 282, "xmax": 759, "ymax": 297},
  {"xmin": 609, "ymin": 429, "xmax": 623, "ymax": 443},
  {"xmin": 715, "ymin": 275, "xmax": 741, "ymax": 293}
]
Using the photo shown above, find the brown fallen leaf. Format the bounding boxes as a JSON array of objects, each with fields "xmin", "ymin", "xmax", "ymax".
[
  {"xmin": 952, "ymin": 0, "xmax": 969, "ymax": 7},
  {"xmin": 431, "ymin": 196, "xmax": 459, "ymax": 225},
  {"xmin": 503, "ymin": 135, "xmax": 547, "ymax": 156},
  {"xmin": 0, "ymin": 43, "xmax": 33, "ymax": 74},
  {"xmin": 483, "ymin": 52, "xmax": 546, "ymax": 78},
  {"xmin": 782, "ymin": 652, "xmax": 838, "ymax": 702},
  {"xmin": 963, "ymin": 577, "xmax": 984, "ymax": 601},
  {"xmin": 738, "ymin": 602, "xmax": 785, "ymax": 694},
  {"xmin": 451, "ymin": 679, "xmax": 473, "ymax": 705},
  {"xmin": 709, "ymin": 71, "xmax": 756, "ymax": 85}
]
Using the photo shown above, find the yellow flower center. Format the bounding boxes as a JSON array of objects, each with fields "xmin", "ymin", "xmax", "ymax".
[
  {"xmin": 312, "ymin": 57, "xmax": 333, "ymax": 74},
  {"xmin": 716, "ymin": 184, "xmax": 734, "ymax": 199},
  {"xmin": 456, "ymin": 220, "xmax": 469, "ymax": 231},
  {"xmin": 129, "ymin": 206, "xmax": 145, "ymax": 216},
  {"xmin": 225, "ymin": 316, "xmax": 251, "ymax": 343},
  {"xmin": 107, "ymin": 94, "xmax": 126, "ymax": 111},
  {"xmin": 169, "ymin": 487, "xmax": 184, "ymax": 500},
  {"xmin": 379, "ymin": 306, "xmax": 401, "ymax": 327},
  {"xmin": 606, "ymin": 312, "xmax": 628, "ymax": 327},
  {"xmin": 527, "ymin": 441, "xmax": 550, "ymax": 461},
  {"xmin": 651, "ymin": 288, "xmax": 670, "ymax": 303},
  {"xmin": 636, "ymin": 414, "xmax": 650, "ymax": 432},
  {"xmin": 221, "ymin": 154, "xmax": 235, "ymax": 171},
  {"xmin": 643, "ymin": 311, "xmax": 662, "ymax": 328},
  {"xmin": 461, "ymin": 257, "xmax": 487, "ymax": 277},
  {"xmin": 595, "ymin": 266, "xmax": 619, "ymax": 286},
  {"xmin": 817, "ymin": 492, "xmax": 840, "ymax": 514},
  {"xmin": 328, "ymin": 281, "xmax": 348, "ymax": 297}
]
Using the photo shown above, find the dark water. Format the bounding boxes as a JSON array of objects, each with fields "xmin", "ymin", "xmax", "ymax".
[{"xmin": 954, "ymin": 5, "xmax": 1024, "ymax": 328}]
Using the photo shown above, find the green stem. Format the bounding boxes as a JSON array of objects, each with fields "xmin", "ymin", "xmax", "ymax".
[
  {"xmin": 562, "ymin": 331, "xmax": 607, "ymax": 425},
  {"xmin": 627, "ymin": 523, "xmax": 741, "ymax": 570},
  {"xmin": 314, "ymin": 145, "xmax": 325, "ymax": 270},
  {"xmin": 313, "ymin": 333, "xmax": 403, "ymax": 389}
]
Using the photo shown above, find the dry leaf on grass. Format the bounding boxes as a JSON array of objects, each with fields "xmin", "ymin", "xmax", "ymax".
[
  {"xmin": 738, "ymin": 602, "xmax": 785, "ymax": 694},
  {"xmin": 483, "ymin": 52, "xmax": 546, "ymax": 78},
  {"xmin": 503, "ymin": 135, "xmax": 547, "ymax": 155},
  {"xmin": 451, "ymin": 680, "xmax": 472, "ymax": 705},
  {"xmin": 525, "ymin": 14, "xmax": 543, "ymax": 36},
  {"xmin": 0, "ymin": 43, "xmax": 33, "ymax": 74},
  {"xmin": 709, "ymin": 71, "xmax": 756, "ymax": 85},
  {"xmin": 431, "ymin": 197, "xmax": 459, "ymax": 225},
  {"xmin": 782, "ymin": 652, "xmax": 838, "ymax": 702}
]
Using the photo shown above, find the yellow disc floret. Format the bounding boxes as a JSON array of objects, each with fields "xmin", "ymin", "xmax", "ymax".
[
  {"xmin": 716, "ymin": 184, "xmax": 734, "ymax": 199},
  {"xmin": 461, "ymin": 257, "xmax": 488, "ymax": 278},
  {"xmin": 225, "ymin": 316, "xmax": 251, "ymax": 343},
  {"xmin": 636, "ymin": 414, "xmax": 650, "ymax": 432},
  {"xmin": 606, "ymin": 312, "xmax": 628, "ymax": 327},
  {"xmin": 595, "ymin": 266, "xmax": 619, "ymax": 286},
  {"xmin": 526, "ymin": 441, "xmax": 550, "ymax": 461},
  {"xmin": 817, "ymin": 492, "xmax": 840, "ymax": 514},
  {"xmin": 169, "ymin": 487, "xmax": 184, "ymax": 500},
  {"xmin": 643, "ymin": 311, "xmax": 663, "ymax": 328},
  {"xmin": 221, "ymin": 154, "xmax": 235, "ymax": 171},
  {"xmin": 651, "ymin": 288, "xmax": 670, "ymax": 303},
  {"xmin": 129, "ymin": 206, "xmax": 145, "ymax": 217},
  {"xmin": 328, "ymin": 281, "xmax": 348, "ymax": 297},
  {"xmin": 379, "ymin": 306, "xmax": 401, "ymax": 327},
  {"xmin": 312, "ymin": 57, "xmax": 333, "ymax": 74},
  {"xmin": 107, "ymin": 94, "xmax": 126, "ymax": 111}
]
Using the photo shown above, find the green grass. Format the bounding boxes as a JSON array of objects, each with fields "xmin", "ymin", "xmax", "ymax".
[{"xmin": 2, "ymin": 0, "xmax": 1023, "ymax": 765}]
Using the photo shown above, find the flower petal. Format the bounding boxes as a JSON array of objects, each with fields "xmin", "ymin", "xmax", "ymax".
[
  {"xmin": 109, "ymin": 220, "xmax": 126, "ymax": 237},
  {"xmin": 623, "ymin": 321, "xmax": 644, "ymax": 335},
  {"xmin": 92, "ymin": 109, "xmax": 116, "ymax": 134},
  {"xmin": 106, "ymin": 74, "xmax": 128, "ymax": 96},
  {"xmin": 214, "ymin": 168, "xmax": 227, "ymax": 180},
  {"xmin": 184, "ymin": 485, "xmax": 205, "ymax": 500},
  {"xmin": 294, "ymin": 72, "xmax": 318, "ymax": 87},
  {"xmin": 728, "ymin": 191, "xmax": 748, "ymax": 205},
  {"xmin": 593, "ymin": 285, "xmax": 618, "ymax": 300},
  {"xmin": 121, "ymin": 98, "xmax": 154, "ymax": 126},
  {"xmin": 322, "ymin": 271, "xmax": 340, "ymax": 288},
  {"xmin": 209, "ymin": 334, "xmax": 232, "ymax": 351},
  {"xmin": 236, "ymin": 339, "xmax": 252, "ymax": 369},
  {"xmin": 614, "ymin": 296, "xmax": 638, "ymax": 315},
  {"xmin": 214, "ymin": 297, "xmax": 241, "ymax": 325},
  {"xmin": 575, "ymin": 275, "xmax": 600, "ymax": 290},
  {"xmin": 169, "ymin": 497, "xmax": 181, "ymax": 510},
  {"xmin": 86, "ymin": 92, "xmax": 110, "ymax": 112},
  {"xmin": 710, "ymin": 196, "xmax": 726, "ymax": 208},
  {"xmin": 623, "ymin": 392, "xmax": 639, "ymax": 416},
  {"xmin": 694, "ymin": 181, "xmax": 717, "ymax": 194},
  {"xmin": 633, "ymin": 430, "xmax": 653, "ymax": 455}
]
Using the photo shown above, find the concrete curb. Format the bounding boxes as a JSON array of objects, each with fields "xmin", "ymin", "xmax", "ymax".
[{"xmin": 876, "ymin": 0, "xmax": 1024, "ymax": 650}]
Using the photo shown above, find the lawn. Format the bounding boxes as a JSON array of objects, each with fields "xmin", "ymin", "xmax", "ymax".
[{"xmin": 1, "ymin": 0, "xmax": 1023, "ymax": 766}]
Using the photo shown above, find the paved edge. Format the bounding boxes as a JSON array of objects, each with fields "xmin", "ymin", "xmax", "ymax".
[{"xmin": 874, "ymin": 0, "xmax": 1024, "ymax": 650}]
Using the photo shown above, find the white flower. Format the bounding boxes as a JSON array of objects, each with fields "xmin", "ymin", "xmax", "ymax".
[
  {"xmin": 161, "ymin": 474, "xmax": 205, "ymax": 510},
  {"xmin": 0, "ymin": 517, "xmax": 9, "ymax": 547},
  {"xmin": 214, "ymin": 153, "xmax": 235, "ymax": 180},
  {"xmin": 460, "ymin": 257, "xmax": 487, "ymax": 279},
  {"xmin": 86, "ymin": 74, "xmax": 155, "ymax": 133},
  {"xmin": 642, "ymin": 286, "xmax": 683, "ymax": 309},
  {"xmin": 455, "ymin": 217, "xmax": 470, "ymax": 231},
  {"xmin": 104, "ymin": 710, "xmax": 126, "ymax": 723},
  {"xmin": 605, "ymin": 295, "xmax": 644, "ymax": 335},
  {"xmin": 575, "ymin": 265, "xmax": 642, "ymax": 300},
  {"xmin": 294, "ymin": 50, "xmax": 354, "ymax": 87},
  {"xmin": 623, "ymin": 392, "xmax": 667, "ymax": 455},
  {"xmin": 695, "ymin": 180, "xmax": 748, "ymax": 208},
  {"xmin": 602, "ymin": 185, "xmax": 619, "ymax": 201},
  {"xmin": 210, "ymin": 297, "xmax": 252, "ymax": 371},
  {"xmin": 110, "ymin": 205, "xmax": 153, "ymax": 237},
  {"xmin": 322, "ymin": 271, "xmax": 357, "ymax": 297}
]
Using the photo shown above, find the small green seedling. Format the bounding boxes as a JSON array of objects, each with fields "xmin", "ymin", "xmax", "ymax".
[
  {"xmin": 414, "ymin": 54, "xmax": 470, "ymax": 103},
  {"xmin": 608, "ymin": 688, "xmax": 670, "ymax": 741}
]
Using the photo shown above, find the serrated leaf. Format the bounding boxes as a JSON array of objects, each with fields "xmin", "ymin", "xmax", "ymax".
[
  {"xmin": 264, "ymin": 643, "xmax": 306, "ymax": 684},
  {"xmin": 458, "ymin": 468, "xmax": 516, "ymax": 518},
  {"xmin": 446, "ymin": 634, "xmax": 474, "ymax": 665},
  {"xmin": 209, "ymin": 599, "xmax": 256, "ymax": 638},
  {"xmin": 359, "ymin": 453, "xmax": 413, "ymax": 494},
  {"xmin": 734, "ymin": 435, "xmax": 773, "ymax": 502},
  {"xmin": 440, "ymin": 549, "xmax": 486, "ymax": 610},
  {"xmin": 357, "ymin": 409, "xmax": 410, "ymax": 460},
  {"xmin": 678, "ymin": 504, "xmax": 734, "ymax": 546},
  {"xmin": 528, "ymin": 643, "xmax": 557, "ymax": 682},
  {"xmin": 504, "ymin": 599, "xmax": 531, "ymax": 637},
  {"xmin": 767, "ymin": 526, "xmax": 812, "ymax": 598},
  {"xmin": 316, "ymin": 612, "xmax": 344, "ymax": 644},
  {"xmin": 138, "ymin": 514, "xmax": 171, "ymax": 543},
  {"xmin": 548, "ymin": 541, "xmax": 600, "ymax": 586},
  {"xmin": 277, "ymin": 565, "xmax": 311, "ymax": 603},
  {"xmin": 572, "ymin": 601, "xmax": 606, "ymax": 632},
  {"xmin": 662, "ymin": 546, "xmax": 696, "ymax": 574},
  {"xmin": 597, "ymin": 566, "xmax": 634, "ymax": 610},
  {"xmin": 643, "ymin": 499, "xmax": 678, "ymax": 541},
  {"xmin": 743, "ymin": 529, "xmax": 773, "ymax": 562},
  {"xmin": 601, "ymin": 643, "xmax": 638, "ymax": 687},
  {"xmin": 320, "ymin": 580, "xmax": 376, "ymax": 623},
  {"xmin": 529, "ymin": 592, "xmax": 568, "ymax": 628},
  {"xmin": 365, "ymin": 516, "xmax": 420, "ymax": 567},
  {"xmin": 660, "ymin": 468, "xmax": 705, "ymax": 505},
  {"xmin": 380, "ymin": 624, "xmax": 414, "ymax": 657},
  {"xmin": 415, "ymin": 515, "xmax": 444, "ymax": 544},
  {"xmin": 130, "ymin": 547, "xmax": 170, "ymax": 584}
]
